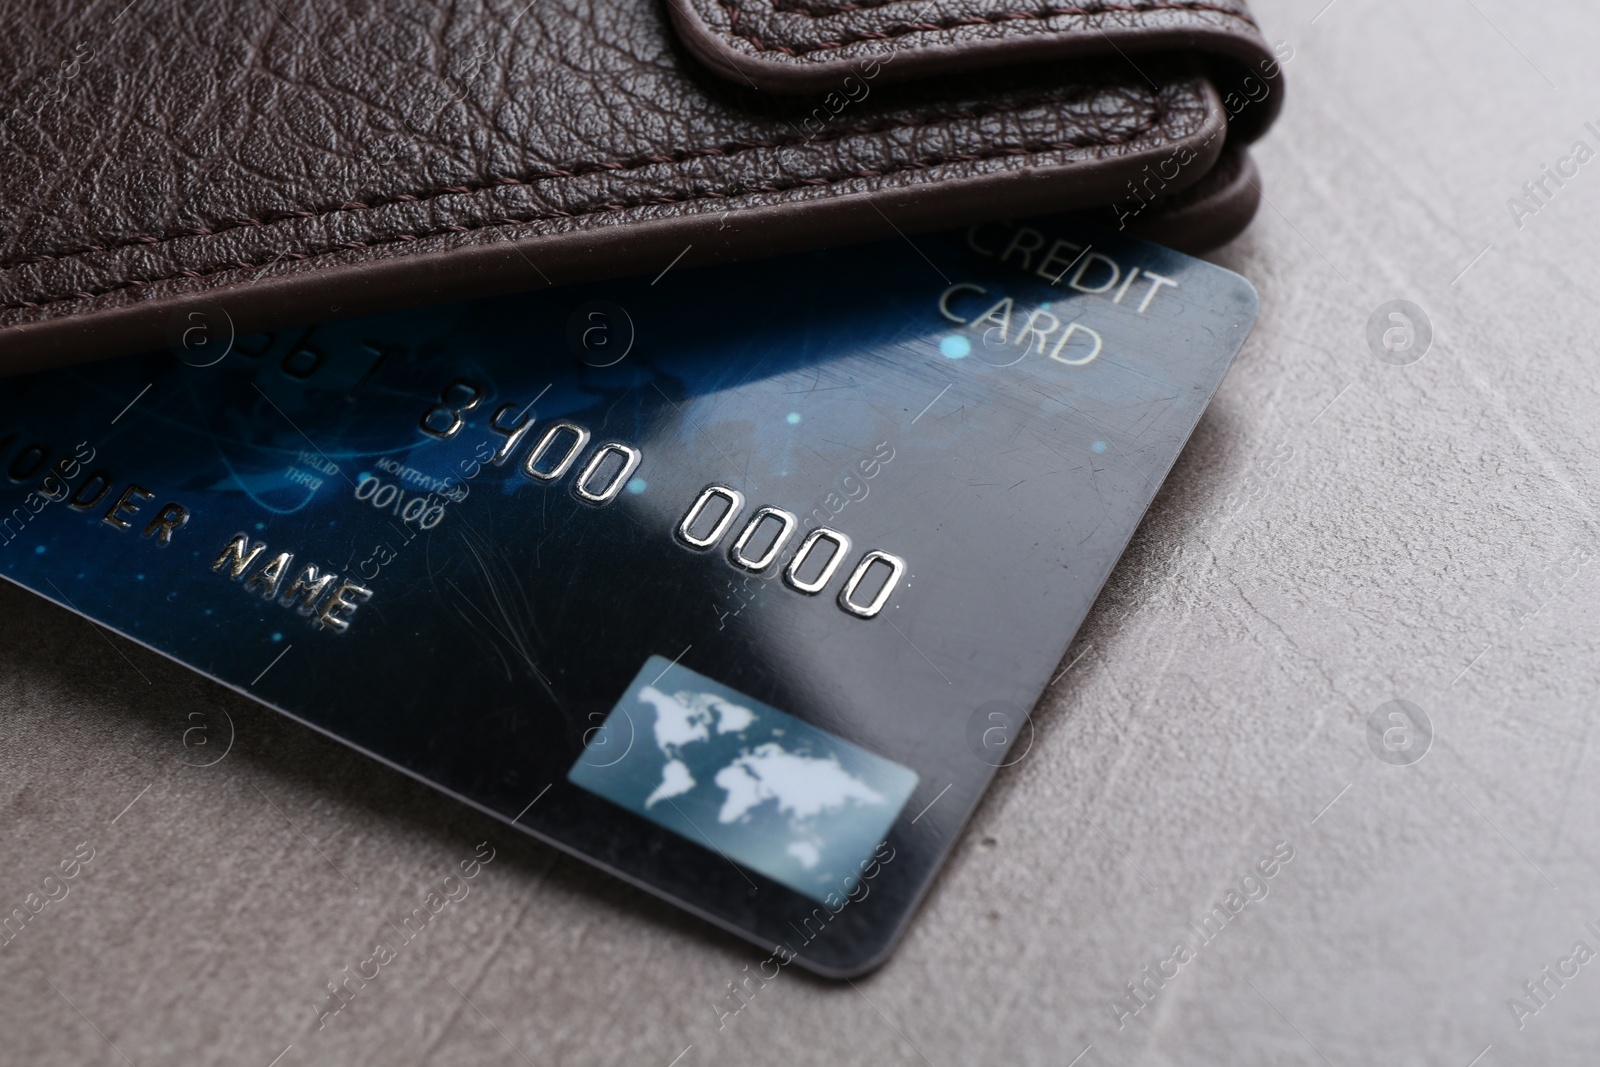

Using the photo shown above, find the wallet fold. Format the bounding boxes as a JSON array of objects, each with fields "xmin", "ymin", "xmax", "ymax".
[{"xmin": 0, "ymin": 0, "xmax": 1283, "ymax": 370}]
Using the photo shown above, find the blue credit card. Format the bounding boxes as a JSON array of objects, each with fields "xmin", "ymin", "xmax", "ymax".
[{"xmin": 0, "ymin": 219, "xmax": 1256, "ymax": 975}]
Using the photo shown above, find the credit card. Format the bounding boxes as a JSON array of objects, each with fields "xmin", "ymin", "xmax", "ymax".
[{"xmin": 0, "ymin": 219, "xmax": 1256, "ymax": 976}]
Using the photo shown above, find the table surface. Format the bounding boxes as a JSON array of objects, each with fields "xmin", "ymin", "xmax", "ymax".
[{"xmin": 6, "ymin": 1, "xmax": 1600, "ymax": 1063}]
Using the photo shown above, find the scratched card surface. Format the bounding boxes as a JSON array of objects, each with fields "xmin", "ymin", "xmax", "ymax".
[{"xmin": 0, "ymin": 220, "xmax": 1256, "ymax": 975}]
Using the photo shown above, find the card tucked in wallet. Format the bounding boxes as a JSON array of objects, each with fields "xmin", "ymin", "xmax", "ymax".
[
  {"xmin": 0, "ymin": 0, "xmax": 1282, "ymax": 371},
  {"xmin": 0, "ymin": 218, "xmax": 1257, "ymax": 974}
]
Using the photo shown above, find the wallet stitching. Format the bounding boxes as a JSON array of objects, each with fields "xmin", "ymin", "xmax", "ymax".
[
  {"xmin": 716, "ymin": 0, "xmax": 1256, "ymax": 55},
  {"xmin": 0, "ymin": 92, "xmax": 1097, "ymax": 272},
  {"xmin": 2, "ymin": 97, "xmax": 1179, "ymax": 313},
  {"xmin": 765, "ymin": 0, "xmax": 1246, "ymax": 16}
]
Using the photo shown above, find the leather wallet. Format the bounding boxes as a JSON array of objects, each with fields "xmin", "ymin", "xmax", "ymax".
[{"xmin": 0, "ymin": 0, "xmax": 1283, "ymax": 372}]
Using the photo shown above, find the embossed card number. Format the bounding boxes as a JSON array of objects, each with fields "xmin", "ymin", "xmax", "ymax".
[
  {"xmin": 676, "ymin": 484, "xmax": 904, "ymax": 618},
  {"xmin": 425, "ymin": 384, "xmax": 909, "ymax": 619},
  {"xmin": 422, "ymin": 382, "xmax": 641, "ymax": 507}
]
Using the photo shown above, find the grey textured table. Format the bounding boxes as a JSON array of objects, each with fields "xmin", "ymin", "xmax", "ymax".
[{"xmin": 5, "ymin": 1, "xmax": 1600, "ymax": 1063}]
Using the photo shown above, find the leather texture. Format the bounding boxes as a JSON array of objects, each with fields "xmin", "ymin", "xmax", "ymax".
[{"xmin": 0, "ymin": 0, "xmax": 1282, "ymax": 372}]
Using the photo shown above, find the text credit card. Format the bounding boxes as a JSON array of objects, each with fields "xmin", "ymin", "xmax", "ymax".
[{"xmin": 0, "ymin": 219, "xmax": 1257, "ymax": 975}]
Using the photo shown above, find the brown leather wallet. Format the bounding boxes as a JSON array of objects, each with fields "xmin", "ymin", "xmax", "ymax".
[{"xmin": 0, "ymin": 0, "xmax": 1283, "ymax": 372}]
